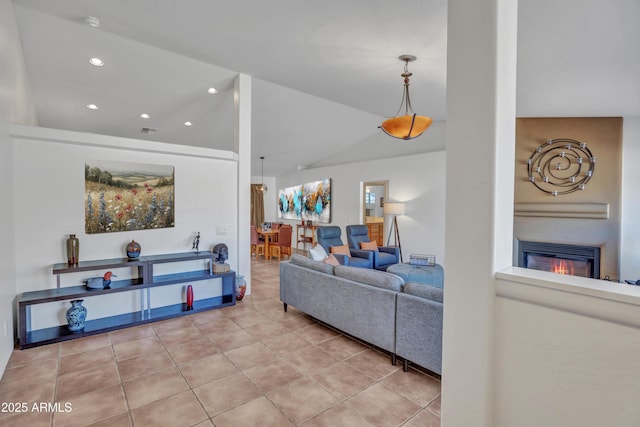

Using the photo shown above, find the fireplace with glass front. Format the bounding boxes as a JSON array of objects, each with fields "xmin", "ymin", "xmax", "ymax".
[{"xmin": 518, "ymin": 241, "xmax": 601, "ymax": 279}]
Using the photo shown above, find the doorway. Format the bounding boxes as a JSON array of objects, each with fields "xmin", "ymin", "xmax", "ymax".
[{"xmin": 361, "ymin": 181, "xmax": 388, "ymax": 246}]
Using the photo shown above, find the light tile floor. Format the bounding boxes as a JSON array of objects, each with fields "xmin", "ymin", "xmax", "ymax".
[{"xmin": 0, "ymin": 255, "xmax": 441, "ymax": 427}]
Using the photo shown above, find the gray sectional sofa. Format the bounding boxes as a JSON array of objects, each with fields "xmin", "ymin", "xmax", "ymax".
[{"xmin": 280, "ymin": 254, "xmax": 443, "ymax": 374}]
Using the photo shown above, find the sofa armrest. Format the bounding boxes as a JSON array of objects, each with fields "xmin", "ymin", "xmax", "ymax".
[
  {"xmin": 378, "ymin": 246, "xmax": 400, "ymax": 258},
  {"xmin": 350, "ymin": 249, "xmax": 374, "ymax": 263},
  {"xmin": 332, "ymin": 253, "xmax": 350, "ymax": 265}
]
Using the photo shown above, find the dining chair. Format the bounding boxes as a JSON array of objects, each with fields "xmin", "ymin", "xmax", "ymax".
[
  {"xmin": 270, "ymin": 223, "xmax": 281, "ymax": 242},
  {"xmin": 251, "ymin": 225, "xmax": 265, "ymax": 257},
  {"xmin": 270, "ymin": 225, "xmax": 292, "ymax": 260}
]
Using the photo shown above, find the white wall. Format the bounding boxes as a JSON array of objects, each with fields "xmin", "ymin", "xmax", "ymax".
[
  {"xmin": 276, "ymin": 151, "xmax": 447, "ymax": 263},
  {"xmin": 443, "ymin": 1, "xmax": 518, "ymax": 425},
  {"xmin": 0, "ymin": 0, "xmax": 37, "ymax": 373},
  {"xmin": 494, "ymin": 269, "xmax": 640, "ymax": 427},
  {"xmin": 11, "ymin": 125, "xmax": 238, "ymax": 330},
  {"xmin": 620, "ymin": 117, "xmax": 640, "ymax": 280}
]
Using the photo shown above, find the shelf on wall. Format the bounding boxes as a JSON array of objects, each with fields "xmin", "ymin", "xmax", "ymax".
[
  {"xmin": 20, "ymin": 295, "xmax": 235, "ymax": 349},
  {"xmin": 19, "ymin": 278, "xmax": 146, "ymax": 304},
  {"xmin": 18, "ymin": 251, "xmax": 236, "ymax": 349},
  {"xmin": 52, "ymin": 257, "xmax": 147, "ymax": 274}
]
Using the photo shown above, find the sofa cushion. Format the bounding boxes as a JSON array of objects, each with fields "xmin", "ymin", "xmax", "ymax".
[
  {"xmin": 386, "ymin": 263, "xmax": 444, "ymax": 288},
  {"xmin": 308, "ymin": 244, "xmax": 328, "ymax": 261},
  {"xmin": 334, "ymin": 265, "xmax": 404, "ymax": 292},
  {"xmin": 324, "ymin": 254, "xmax": 340, "ymax": 266},
  {"xmin": 360, "ymin": 241, "xmax": 378, "ymax": 251},
  {"xmin": 403, "ymin": 282, "xmax": 444, "ymax": 303},
  {"xmin": 291, "ymin": 254, "xmax": 335, "ymax": 275},
  {"xmin": 330, "ymin": 245, "xmax": 351, "ymax": 257}
]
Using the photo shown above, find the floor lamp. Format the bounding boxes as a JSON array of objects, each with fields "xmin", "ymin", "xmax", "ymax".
[{"xmin": 384, "ymin": 202, "xmax": 405, "ymax": 263}]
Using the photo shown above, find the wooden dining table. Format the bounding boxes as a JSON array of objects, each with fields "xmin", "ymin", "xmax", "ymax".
[{"xmin": 256, "ymin": 229, "xmax": 279, "ymax": 259}]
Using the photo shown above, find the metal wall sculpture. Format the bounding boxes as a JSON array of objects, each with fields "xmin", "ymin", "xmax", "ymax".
[{"xmin": 527, "ymin": 138, "xmax": 596, "ymax": 196}]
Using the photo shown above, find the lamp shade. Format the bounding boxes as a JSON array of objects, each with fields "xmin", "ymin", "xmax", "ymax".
[
  {"xmin": 383, "ymin": 202, "xmax": 406, "ymax": 215},
  {"xmin": 258, "ymin": 156, "xmax": 268, "ymax": 193},
  {"xmin": 380, "ymin": 114, "xmax": 433, "ymax": 140}
]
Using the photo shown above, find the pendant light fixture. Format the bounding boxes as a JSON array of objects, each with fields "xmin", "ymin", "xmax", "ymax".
[
  {"xmin": 379, "ymin": 55, "xmax": 433, "ymax": 140},
  {"xmin": 257, "ymin": 156, "xmax": 268, "ymax": 193}
]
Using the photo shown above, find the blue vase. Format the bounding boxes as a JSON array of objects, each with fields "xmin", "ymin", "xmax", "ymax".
[{"xmin": 66, "ymin": 299, "xmax": 87, "ymax": 332}]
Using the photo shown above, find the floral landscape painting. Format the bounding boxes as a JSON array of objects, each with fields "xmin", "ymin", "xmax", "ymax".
[
  {"xmin": 85, "ymin": 160, "xmax": 175, "ymax": 234},
  {"xmin": 278, "ymin": 178, "xmax": 331, "ymax": 223}
]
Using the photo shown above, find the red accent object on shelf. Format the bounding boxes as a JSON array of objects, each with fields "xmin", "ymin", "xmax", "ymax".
[{"xmin": 186, "ymin": 285, "xmax": 194, "ymax": 310}]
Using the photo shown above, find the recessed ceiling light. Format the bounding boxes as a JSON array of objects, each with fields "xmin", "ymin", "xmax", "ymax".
[
  {"xmin": 89, "ymin": 57, "xmax": 104, "ymax": 67},
  {"xmin": 85, "ymin": 16, "xmax": 101, "ymax": 28},
  {"xmin": 140, "ymin": 113, "xmax": 150, "ymax": 119},
  {"xmin": 184, "ymin": 121, "xmax": 193, "ymax": 127},
  {"xmin": 86, "ymin": 104, "xmax": 99, "ymax": 110},
  {"xmin": 207, "ymin": 87, "xmax": 218, "ymax": 94}
]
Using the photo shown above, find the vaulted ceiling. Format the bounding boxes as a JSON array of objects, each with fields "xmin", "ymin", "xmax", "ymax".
[{"xmin": 11, "ymin": 0, "xmax": 640, "ymax": 176}]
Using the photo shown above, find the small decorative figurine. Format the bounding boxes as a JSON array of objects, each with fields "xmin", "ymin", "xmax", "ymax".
[
  {"xmin": 192, "ymin": 232, "xmax": 200, "ymax": 253},
  {"xmin": 212, "ymin": 243, "xmax": 231, "ymax": 273},
  {"xmin": 86, "ymin": 271, "xmax": 117, "ymax": 289},
  {"xmin": 212, "ymin": 243, "xmax": 228, "ymax": 263}
]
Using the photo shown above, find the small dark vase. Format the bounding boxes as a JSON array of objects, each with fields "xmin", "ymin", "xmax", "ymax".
[
  {"xmin": 126, "ymin": 240, "xmax": 141, "ymax": 259},
  {"xmin": 186, "ymin": 285, "xmax": 194, "ymax": 310},
  {"xmin": 66, "ymin": 234, "xmax": 79, "ymax": 266},
  {"xmin": 66, "ymin": 299, "xmax": 87, "ymax": 332}
]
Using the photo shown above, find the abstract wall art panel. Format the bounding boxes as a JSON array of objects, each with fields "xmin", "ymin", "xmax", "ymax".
[{"xmin": 278, "ymin": 178, "xmax": 331, "ymax": 223}]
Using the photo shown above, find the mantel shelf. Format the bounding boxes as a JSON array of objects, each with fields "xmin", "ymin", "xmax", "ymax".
[{"xmin": 514, "ymin": 202, "xmax": 609, "ymax": 219}]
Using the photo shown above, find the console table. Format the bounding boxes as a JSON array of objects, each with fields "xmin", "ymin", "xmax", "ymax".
[
  {"xmin": 18, "ymin": 251, "xmax": 235, "ymax": 349},
  {"xmin": 296, "ymin": 224, "xmax": 318, "ymax": 251}
]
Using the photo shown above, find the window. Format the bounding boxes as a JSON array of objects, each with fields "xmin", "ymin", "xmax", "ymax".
[{"xmin": 366, "ymin": 192, "xmax": 375, "ymax": 204}]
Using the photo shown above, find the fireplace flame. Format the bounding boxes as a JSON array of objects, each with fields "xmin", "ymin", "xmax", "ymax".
[{"xmin": 551, "ymin": 259, "xmax": 575, "ymax": 275}]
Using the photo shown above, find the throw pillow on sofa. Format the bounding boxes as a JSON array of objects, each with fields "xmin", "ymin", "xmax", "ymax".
[
  {"xmin": 359, "ymin": 241, "xmax": 378, "ymax": 251},
  {"xmin": 308, "ymin": 244, "xmax": 328, "ymax": 261},
  {"xmin": 324, "ymin": 254, "xmax": 340, "ymax": 266},
  {"xmin": 330, "ymin": 244, "xmax": 351, "ymax": 257}
]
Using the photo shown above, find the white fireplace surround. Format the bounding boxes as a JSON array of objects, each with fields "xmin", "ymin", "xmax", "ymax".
[{"xmin": 513, "ymin": 202, "xmax": 620, "ymax": 281}]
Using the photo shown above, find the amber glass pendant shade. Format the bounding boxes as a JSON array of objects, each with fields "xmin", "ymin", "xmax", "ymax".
[
  {"xmin": 380, "ymin": 114, "xmax": 433, "ymax": 140},
  {"xmin": 258, "ymin": 156, "xmax": 268, "ymax": 193},
  {"xmin": 380, "ymin": 55, "xmax": 432, "ymax": 141}
]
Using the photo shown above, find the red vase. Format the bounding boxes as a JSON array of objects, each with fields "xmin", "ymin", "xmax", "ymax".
[{"xmin": 186, "ymin": 285, "xmax": 194, "ymax": 310}]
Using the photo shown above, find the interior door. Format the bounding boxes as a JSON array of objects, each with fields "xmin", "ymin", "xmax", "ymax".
[{"xmin": 361, "ymin": 181, "xmax": 388, "ymax": 246}]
